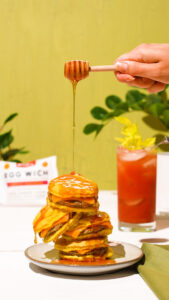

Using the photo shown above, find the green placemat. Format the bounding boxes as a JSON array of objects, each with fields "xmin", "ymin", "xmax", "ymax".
[{"xmin": 137, "ymin": 243, "xmax": 169, "ymax": 300}]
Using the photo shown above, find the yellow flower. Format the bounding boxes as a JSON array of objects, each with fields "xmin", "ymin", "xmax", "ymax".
[{"xmin": 115, "ymin": 116, "xmax": 155, "ymax": 150}]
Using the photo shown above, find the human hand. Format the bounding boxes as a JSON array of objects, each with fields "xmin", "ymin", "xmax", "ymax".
[{"xmin": 113, "ymin": 43, "xmax": 169, "ymax": 93}]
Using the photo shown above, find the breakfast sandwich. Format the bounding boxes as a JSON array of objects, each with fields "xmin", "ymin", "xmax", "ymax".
[
  {"xmin": 54, "ymin": 237, "xmax": 113, "ymax": 262},
  {"xmin": 47, "ymin": 172, "xmax": 99, "ymax": 212},
  {"xmin": 33, "ymin": 172, "xmax": 114, "ymax": 263},
  {"xmin": 33, "ymin": 205, "xmax": 81, "ymax": 243},
  {"xmin": 63, "ymin": 212, "xmax": 113, "ymax": 240}
]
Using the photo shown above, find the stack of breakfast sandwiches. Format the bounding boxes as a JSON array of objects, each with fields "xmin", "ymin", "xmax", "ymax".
[{"xmin": 33, "ymin": 172, "xmax": 113, "ymax": 262}]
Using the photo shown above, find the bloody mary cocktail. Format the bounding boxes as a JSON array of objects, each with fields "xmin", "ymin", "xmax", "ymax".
[{"xmin": 117, "ymin": 147, "xmax": 157, "ymax": 231}]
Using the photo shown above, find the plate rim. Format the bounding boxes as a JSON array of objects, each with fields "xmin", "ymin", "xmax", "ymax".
[{"xmin": 24, "ymin": 241, "xmax": 143, "ymax": 269}]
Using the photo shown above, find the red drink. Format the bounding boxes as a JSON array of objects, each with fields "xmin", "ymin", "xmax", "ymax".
[{"xmin": 117, "ymin": 147, "xmax": 157, "ymax": 231}]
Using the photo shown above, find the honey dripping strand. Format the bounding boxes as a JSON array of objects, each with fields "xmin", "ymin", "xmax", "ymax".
[
  {"xmin": 34, "ymin": 232, "xmax": 37, "ymax": 244},
  {"xmin": 72, "ymin": 80, "xmax": 77, "ymax": 171}
]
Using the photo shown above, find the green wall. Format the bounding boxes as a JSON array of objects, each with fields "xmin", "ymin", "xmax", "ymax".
[{"xmin": 0, "ymin": 0, "xmax": 169, "ymax": 189}]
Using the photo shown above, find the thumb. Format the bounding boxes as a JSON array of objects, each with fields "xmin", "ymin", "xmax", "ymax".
[{"xmin": 113, "ymin": 61, "xmax": 159, "ymax": 81}]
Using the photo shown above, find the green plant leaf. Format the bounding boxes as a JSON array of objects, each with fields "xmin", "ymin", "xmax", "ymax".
[
  {"xmin": 83, "ymin": 85, "xmax": 169, "ymax": 139},
  {"xmin": 163, "ymin": 110, "xmax": 169, "ymax": 128},
  {"xmin": 111, "ymin": 109, "xmax": 124, "ymax": 117},
  {"xmin": 4, "ymin": 113, "xmax": 18, "ymax": 125},
  {"xmin": 138, "ymin": 100, "xmax": 147, "ymax": 110},
  {"xmin": 164, "ymin": 101, "xmax": 169, "ymax": 109},
  {"xmin": 158, "ymin": 89, "xmax": 167, "ymax": 101},
  {"xmin": 126, "ymin": 90, "xmax": 146, "ymax": 104},
  {"xmin": 153, "ymin": 134, "xmax": 169, "ymax": 151},
  {"xmin": 102, "ymin": 112, "xmax": 116, "ymax": 121},
  {"xmin": 116, "ymin": 102, "xmax": 129, "ymax": 111},
  {"xmin": 130, "ymin": 102, "xmax": 143, "ymax": 110},
  {"xmin": 146, "ymin": 94, "xmax": 162, "ymax": 104},
  {"xmin": 2, "ymin": 148, "xmax": 28, "ymax": 160},
  {"xmin": 10, "ymin": 159, "xmax": 22, "ymax": 163},
  {"xmin": 105, "ymin": 95, "xmax": 122, "ymax": 109},
  {"xmin": 2, "ymin": 148, "xmax": 22, "ymax": 160},
  {"xmin": 95, "ymin": 124, "xmax": 104, "ymax": 136},
  {"xmin": 103, "ymin": 103, "xmax": 128, "ymax": 120},
  {"xmin": 148, "ymin": 103, "xmax": 164, "ymax": 117},
  {"xmin": 143, "ymin": 115, "xmax": 166, "ymax": 131},
  {"xmin": 90, "ymin": 107, "xmax": 108, "ymax": 120},
  {"xmin": 108, "ymin": 102, "xmax": 129, "ymax": 117},
  {"xmin": 0, "ymin": 130, "xmax": 14, "ymax": 148},
  {"xmin": 83, "ymin": 123, "xmax": 101, "ymax": 135},
  {"xmin": 19, "ymin": 150, "xmax": 29, "ymax": 154}
]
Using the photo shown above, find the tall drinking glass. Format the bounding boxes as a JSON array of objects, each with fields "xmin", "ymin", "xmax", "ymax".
[{"xmin": 117, "ymin": 146, "xmax": 157, "ymax": 232}]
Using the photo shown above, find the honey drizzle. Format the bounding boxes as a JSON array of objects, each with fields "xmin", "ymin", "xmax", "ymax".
[
  {"xmin": 34, "ymin": 232, "xmax": 37, "ymax": 244},
  {"xmin": 72, "ymin": 80, "xmax": 77, "ymax": 171}
]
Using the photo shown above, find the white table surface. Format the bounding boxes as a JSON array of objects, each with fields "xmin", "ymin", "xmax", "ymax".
[{"xmin": 0, "ymin": 191, "xmax": 169, "ymax": 300}]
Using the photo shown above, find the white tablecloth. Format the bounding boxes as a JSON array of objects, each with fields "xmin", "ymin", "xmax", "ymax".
[{"xmin": 1, "ymin": 191, "xmax": 169, "ymax": 300}]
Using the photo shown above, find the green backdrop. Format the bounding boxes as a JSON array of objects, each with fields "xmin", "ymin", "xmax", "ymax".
[{"xmin": 0, "ymin": 0, "xmax": 169, "ymax": 189}]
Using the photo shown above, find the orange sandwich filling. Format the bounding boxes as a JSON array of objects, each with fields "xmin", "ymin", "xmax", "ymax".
[
  {"xmin": 48, "ymin": 193, "xmax": 97, "ymax": 208},
  {"xmin": 33, "ymin": 205, "xmax": 70, "ymax": 242},
  {"xmin": 55, "ymin": 238, "xmax": 113, "ymax": 261},
  {"xmin": 54, "ymin": 237, "xmax": 108, "ymax": 252},
  {"xmin": 64, "ymin": 213, "xmax": 113, "ymax": 239}
]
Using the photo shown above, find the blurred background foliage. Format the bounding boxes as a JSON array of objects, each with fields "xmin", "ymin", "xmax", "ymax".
[
  {"xmin": 84, "ymin": 85, "xmax": 169, "ymax": 151},
  {"xmin": 0, "ymin": 0, "xmax": 169, "ymax": 188},
  {"xmin": 0, "ymin": 113, "xmax": 29, "ymax": 162}
]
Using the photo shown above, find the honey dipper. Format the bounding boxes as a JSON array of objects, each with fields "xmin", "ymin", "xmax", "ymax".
[{"xmin": 64, "ymin": 60, "xmax": 117, "ymax": 82}]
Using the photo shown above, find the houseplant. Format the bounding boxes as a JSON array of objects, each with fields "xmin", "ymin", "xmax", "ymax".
[
  {"xmin": 83, "ymin": 85, "xmax": 169, "ymax": 150},
  {"xmin": 0, "ymin": 113, "xmax": 29, "ymax": 162}
]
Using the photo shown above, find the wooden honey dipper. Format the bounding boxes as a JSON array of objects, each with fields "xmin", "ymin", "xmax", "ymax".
[{"xmin": 64, "ymin": 60, "xmax": 117, "ymax": 82}]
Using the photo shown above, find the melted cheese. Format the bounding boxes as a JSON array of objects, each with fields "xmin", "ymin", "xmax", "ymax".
[{"xmin": 33, "ymin": 205, "xmax": 69, "ymax": 233}]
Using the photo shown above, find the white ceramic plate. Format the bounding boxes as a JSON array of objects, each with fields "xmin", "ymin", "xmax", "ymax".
[{"xmin": 25, "ymin": 242, "xmax": 143, "ymax": 275}]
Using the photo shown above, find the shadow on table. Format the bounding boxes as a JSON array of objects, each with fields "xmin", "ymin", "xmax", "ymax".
[
  {"xmin": 139, "ymin": 237, "xmax": 169, "ymax": 243},
  {"xmin": 139, "ymin": 214, "xmax": 169, "ymax": 244},
  {"xmin": 29, "ymin": 262, "xmax": 136, "ymax": 280},
  {"xmin": 156, "ymin": 214, "xmax": 169, "ymax": 230}
]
